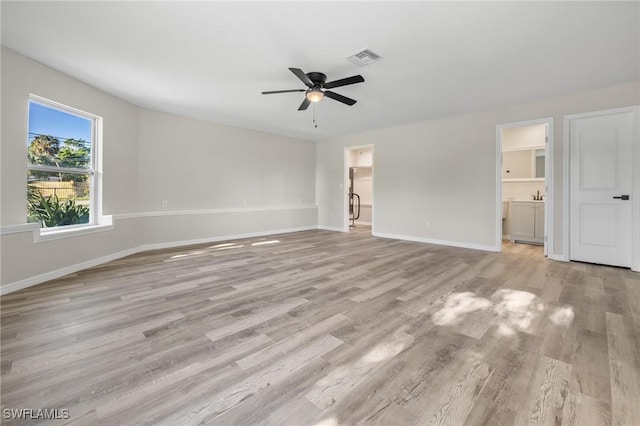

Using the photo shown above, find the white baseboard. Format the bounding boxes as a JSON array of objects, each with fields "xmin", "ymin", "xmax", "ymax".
[
  {"xmin": 355, "ymin": 221, "xmax": 372, "ymax": 226},
  {"xmin": 372, "ymin": 231, "xmax": 500, "ymax": 252},
  {"xmin": 548, "ymin": 254, "xmax": 570, "ymax": 262},
  {"xmin": 0, "ymin": 247, "xmax": 140, "ymax": 296},
  {"xmin": 0, "ymin": 226, "xmax": 317, "ymax": 296}
]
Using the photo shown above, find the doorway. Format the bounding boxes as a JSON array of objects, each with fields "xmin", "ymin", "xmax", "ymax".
[
  {"xmin": 496, "ymin": 118, "xmax": 553, "ymax": 256},
  {"xmin": 345, "ymin": 146, "xmax": 373, "ymax": 233},
  {"xmin": 565, "ymin": 106, "xmax": 639, "ymax": 270}
]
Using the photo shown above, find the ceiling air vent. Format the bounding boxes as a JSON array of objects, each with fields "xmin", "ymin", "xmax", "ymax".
[{"xmin": 347, "ymin": 49, "xmax": 382, "ymax": 66}]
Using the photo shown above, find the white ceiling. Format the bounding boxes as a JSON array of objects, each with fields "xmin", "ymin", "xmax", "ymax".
[{"xmin": 2, "ymin": 1, "xmax": 639, "ymax": 141}]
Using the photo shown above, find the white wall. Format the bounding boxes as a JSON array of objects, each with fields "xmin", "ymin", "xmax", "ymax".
[
  {"xmin": 0, "ymin": 48, "xmax": 317, "ymax": 293},
  {"xmin": 503, "ymin": 124, "xmax": 546, "ymax": 150},
  {"xmin": 133, "ymin": 108, "xmax": 318, "ymax": 247},
  {"xmin": 316, "ymin": 80, "xmax": 640, "ymax": 255},
  {"xmin": 503, "ymin": 181, "xmax": 545, "ymax": 201},
  {"xmin": 137, "ymin": 109, "xmax": 315, "ymax": 211},
  {"xmin": 1, "ymin": 46, "xmax": 142, "ymax": 287},
  {"xmin": 1, "ymin": 47, "xmax": 141, "ymax": 221},
  {"xmin": 2, "ymin": 45, "xmax": 639, "ymax": 292}
]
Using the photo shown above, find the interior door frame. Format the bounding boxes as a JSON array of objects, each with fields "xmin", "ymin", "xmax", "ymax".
[
  {"xmin": 564, "ymin": 106, "xmax": 640, "ymax": 271},
  {"xmin": 343, "ymin": 144, "xmax": 374, "ymax": 233},
  {"xmin": 496, "ymin": 117, "xmax": 554, "ymax": 255}
]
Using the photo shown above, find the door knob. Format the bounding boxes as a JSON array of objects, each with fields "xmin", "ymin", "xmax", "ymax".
[{"xmin": 612, "ymin": 195, "xmax": 630, "ymax": 200}]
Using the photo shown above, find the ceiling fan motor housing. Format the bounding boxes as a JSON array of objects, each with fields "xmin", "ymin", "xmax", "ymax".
[{"xmin": 306, "ymin": 72, "xmax": 327, "ymax": 87}]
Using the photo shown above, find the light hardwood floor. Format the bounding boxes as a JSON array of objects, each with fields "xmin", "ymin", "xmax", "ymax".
[{"xmin": 1, "ymin": 229, "xmax": 639, "ymax": 425}]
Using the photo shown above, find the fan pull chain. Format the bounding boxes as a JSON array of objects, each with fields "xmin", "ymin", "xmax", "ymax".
[{"xmin": 313, "ymin": 104, "xmax": 318, "ymax": 128}]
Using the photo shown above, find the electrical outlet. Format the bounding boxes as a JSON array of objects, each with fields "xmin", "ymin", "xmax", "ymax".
[
  {"xmin": 425, "ymin": 220, "xmax": 430, "ymax": 229},
  {"xmin": 162, "ymin": 200, "xmax": 168, "ymax": 208}
]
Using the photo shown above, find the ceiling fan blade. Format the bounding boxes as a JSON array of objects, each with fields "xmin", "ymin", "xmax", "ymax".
[
  {"xmin": 323, "ymin": 75, "xmax": 365, "ymax": 89},
  {"xmin": 262, "ymin": 89, "xmax": 306, "ymax": 95},
  {"xmin": 324, "ymin": 90, "xmax": 357, "ymax": 106},
  {"xmin": 298, "ymin": 97, "xmax": 311, "ymax": 111},
  {"xmin": 289, "ymin": 68, "xmax": 313, "ymax": 87}
]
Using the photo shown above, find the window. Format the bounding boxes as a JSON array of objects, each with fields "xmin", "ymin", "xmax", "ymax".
[{"xmin": 27, "ymin": 96, "xmax": 100, "ymax": 229}]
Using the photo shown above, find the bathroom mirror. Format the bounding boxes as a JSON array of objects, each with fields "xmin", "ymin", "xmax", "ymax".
[
  {"xmin": 503, "ymin": 148, "xmax": 545, "ymax": 180},
  {"xmin": 535, "ymin": 149, "xmax": 545, "ymax": 178}
]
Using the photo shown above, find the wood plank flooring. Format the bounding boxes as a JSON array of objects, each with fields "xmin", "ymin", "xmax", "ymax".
[{"xmin": 1, "ymin": 228, "xmax": 639, "ymax": 425}]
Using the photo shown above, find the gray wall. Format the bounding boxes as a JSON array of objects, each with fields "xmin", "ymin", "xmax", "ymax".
[
  {"xmin": 2, "ymin": 45, "xmax": 639, "ymax": 292},
  {"xmin": 316, "ymin": 80, "xmax": 640, "ymax": 255},
  {"xmin": 0, "ymin": 47, "xmax": 317, "ymax": 292},
  {"xmin": 137, "ymin": 109, "xmax": 315, "ymax": 212}
]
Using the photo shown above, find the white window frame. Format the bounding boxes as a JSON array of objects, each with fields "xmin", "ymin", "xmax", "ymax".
[{"xmin": 27, "ymin": 95, "xmax": 103, "ymax": 233}]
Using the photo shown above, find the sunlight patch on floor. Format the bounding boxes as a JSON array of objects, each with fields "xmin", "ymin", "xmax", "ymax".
[
  {"xmin": 496, "ymin": 322, "xmax": 517, "ymax": 337},
  {"xmin": 251, "ymin": 240, "xmax": 280, "ymax": 246},
  {"xmin": 362, "ymin": 336, "xmax": 411, "ymax": 363},
  {"xmin": 212, "ymin": 245, "xmax": 244, "ymax": 251},
  {"xmin": 492, "ymin": 289, "xmax": 543, "ymax": 333},
  {"xmin": 549, "ymin": 305, "xmax": 575, "ymax": 326},
  {"xmin": 429, "ymin": 288, "xmax": 573, "ymax": 337},
  {"xmin": 169, "ymin": 250, "xmax": 208, "ymax": 259},
  {"xmin": 313, "ymin": 417, "xmax": 339, "ymax": 426},
  {"xmin": 431, "ymin": 292, "xmax": 492, "ymax": 326},
  {"xmin": 170, "ymin": 242, "xmax": 247, "ymax": 259}
]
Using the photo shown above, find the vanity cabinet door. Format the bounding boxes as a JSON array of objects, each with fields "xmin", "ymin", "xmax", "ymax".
[
  {"xmin": 510, "ymin": 202, "xmax": 536, "ymax": 238},
  {"xmin": 510, "ymin": 201, "xmax": 544, "ymax": 244},
  {"xmin": 534, "ymin": 204, "xmax": 545, "ymax": 239}
]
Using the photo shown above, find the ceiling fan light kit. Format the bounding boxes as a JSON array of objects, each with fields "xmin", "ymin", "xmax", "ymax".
[
  {"xmin": 262, "ymin": 67, "xmax": 365, "ymax": 111},
  {"xmin": 306, "ymin": 87, "xmax": 324, "ymax": 103}
]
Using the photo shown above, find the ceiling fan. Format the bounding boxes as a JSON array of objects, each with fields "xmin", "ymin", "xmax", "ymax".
[{"xmin": 262, "ymin": 68, "xmax": 365, "ymax": 111}]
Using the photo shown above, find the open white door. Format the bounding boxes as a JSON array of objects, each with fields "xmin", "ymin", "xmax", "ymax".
[{"xmin": 569, "ymin": 109, "xmax": 635, "ymax": 267}]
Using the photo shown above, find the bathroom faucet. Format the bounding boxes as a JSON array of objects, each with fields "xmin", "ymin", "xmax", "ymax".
[{"xmin": 531, "ymin": 190, "xmax": 544, "ymax": 201}]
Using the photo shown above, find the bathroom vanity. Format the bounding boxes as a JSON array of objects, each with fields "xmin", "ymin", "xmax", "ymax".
[{"xmin": 509, "ymin": 200, "xmax": 544, "ymax": 245}]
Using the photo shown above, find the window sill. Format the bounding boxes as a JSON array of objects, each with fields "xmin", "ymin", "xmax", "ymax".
[{"xmin": 36, "ymin": 218, "xmax": 113, "ymax": 242}]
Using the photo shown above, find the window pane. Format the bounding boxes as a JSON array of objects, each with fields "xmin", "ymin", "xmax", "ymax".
[
  {"xmin": 27, "ymin": 102, "xmax": 92, "ymax": 169},
  {"xmin": 27, "ymin": 170, "xmax": 90, "ymax": 227}
]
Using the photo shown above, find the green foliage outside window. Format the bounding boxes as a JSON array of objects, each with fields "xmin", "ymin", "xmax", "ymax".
[
  {"xmin": 27, "ymin": 134, "xmax": 91, "ymax": 227},
  {"xmin": 28, "ymin": 135, "xmax": 90, "ymax": 180},
  {"xmin": 27, "ymin": 187, "xmax": 89, "ymax": 227}
]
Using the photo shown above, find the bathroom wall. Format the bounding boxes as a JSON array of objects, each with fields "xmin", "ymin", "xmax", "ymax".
[
  {"xmin": 353, "ymin": 167, "xmax": 372, "ymax": 224},
  {"xmin": 502, "ymin": 124, "xmax": 546, "ymax": 238},
  {"xmin": 503, "ymin": 180, "xmax": 545, "ymax": 201},
  {"xmin": 502, "ymin": 124, "xmax": 546, "ymax": 150}
]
